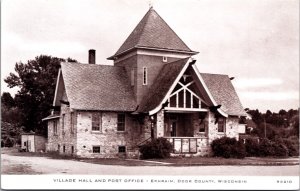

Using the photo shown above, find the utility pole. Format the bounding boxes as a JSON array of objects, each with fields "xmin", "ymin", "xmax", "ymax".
[{"xmin": 264, "ymin": 117, "xmax": 267, "ymax": 138}]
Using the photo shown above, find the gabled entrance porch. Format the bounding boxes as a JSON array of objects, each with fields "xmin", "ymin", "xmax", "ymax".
[{"xmin": 162, "ymin": 111, "xmax": 210, "ymax": 155}]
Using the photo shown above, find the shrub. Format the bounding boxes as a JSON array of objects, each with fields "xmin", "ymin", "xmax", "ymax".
[
  {"xmin": 272, "ymin": 142, "xmax": 288, "ymax": 157},
  {"xmin": 139, "ymin": 137, "xmax": 173, "ymax": 159},
  {"xmin": 211, "ymin": 137, "xmax": 246, "ymax": 159},
  {"xmin": 232, "ymin": 140, "xmax": 247, "ymax": 159},
  {"xmin": 245, "ymin": 138, "xmax": 260, "ymax": 157},
  {"xmin": 282, "ymin": 139, "xmax": 299, "ymax": 156},
  {"xmin": 258, "ymin": 138, "xmax": 275, "ymax": 157}
]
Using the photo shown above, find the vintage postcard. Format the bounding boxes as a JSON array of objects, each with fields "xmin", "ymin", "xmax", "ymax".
[{"xmin": 1, "ymin": 0, "xmax": 299, "ymax": 190}]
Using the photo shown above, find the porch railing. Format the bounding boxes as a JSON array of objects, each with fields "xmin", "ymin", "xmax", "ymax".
[{"xmin": 164, "ymin": 137, "xmax": 208, "ymax": 154}]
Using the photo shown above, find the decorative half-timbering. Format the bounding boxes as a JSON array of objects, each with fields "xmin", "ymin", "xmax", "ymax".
[
  {"xmin": 43, "ymin": 7, "xmax": 246, "ymax": 158},
  {"xmin": 166, "ymin": 70, "xmax": 209, "ymax": 111}
]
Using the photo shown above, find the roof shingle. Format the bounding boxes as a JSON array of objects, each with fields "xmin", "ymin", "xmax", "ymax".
[
  {"xmin": 200, "ymin": 73, "xmax": 247, "ymax": 116},
  {"xmin": 137, "ymin": 61, "xmax": 246, "ymax": 117},
  {"xmin": 61, "ymin": 62, "xmax": 136, "ymax": 111},
  {"xmin": 109, "ymin": 8, "xmax": 196, "ymax": 58}
]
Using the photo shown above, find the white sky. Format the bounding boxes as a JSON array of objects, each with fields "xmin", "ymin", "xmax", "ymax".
[{"xmin": 1, "ymin": 0, "xmax": 299, "ymax": 112}]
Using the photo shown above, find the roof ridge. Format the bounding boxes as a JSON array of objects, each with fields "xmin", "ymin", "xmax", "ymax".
[
  {"xmin": 200, "ymin": 72, "xmax": 229, "ymax": 76},
  {"xmin": 135, "ymin": 9, "xmax": 153, "ymax": 47},
  {"xmin": 113, "ymin": 9, "xmax": 151, "ymax": 56},
  {"xmin": 150, "ymin": 9, "xmax": 192, "ymax": 52},
  {"xmin": 62, "ymin": 62, "xmax": 125, "ymax": 68}
]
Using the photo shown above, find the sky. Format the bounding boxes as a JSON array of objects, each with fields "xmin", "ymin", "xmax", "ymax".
[{"xmin": 1, "ymin": 0, "xmax": 299, "ymax": 113}]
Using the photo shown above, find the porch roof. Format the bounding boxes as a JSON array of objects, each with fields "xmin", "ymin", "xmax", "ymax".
[{"xmin": 42, "ymin": 114, "xmax": 60, "ymax": 121}]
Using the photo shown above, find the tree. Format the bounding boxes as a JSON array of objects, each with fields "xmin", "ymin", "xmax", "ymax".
[
  {"xmin": 4, "ymin": 55, "xmax": 77, "ymax": 135},
  {"xmin": 247, "ymin": 109, "xmax": 263, "ymax": 125},
  {"xmin": 1, "ymin": 92, "xmax": 15, "ymax": 108},
  {"xmin": 279, "ymin": 109, "xmax": 287, "ymax": 116}
]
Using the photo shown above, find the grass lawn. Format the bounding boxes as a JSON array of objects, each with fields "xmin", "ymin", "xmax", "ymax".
[
  {"xmin": 151, "ymin": 156, "xmax": 299, "ymax": 166},
  {"xmin": 2, "ymin": 147, "xmax": 298, "ymax": 166}
]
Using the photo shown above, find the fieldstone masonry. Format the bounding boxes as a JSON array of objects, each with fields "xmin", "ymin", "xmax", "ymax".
[
  {"xmin": 47, "ymin": 104, "xmax": 242, "ymax": 158},
  {"xmin": 156, "ymin": 109, "xmax": 164, "ymax": 138}
]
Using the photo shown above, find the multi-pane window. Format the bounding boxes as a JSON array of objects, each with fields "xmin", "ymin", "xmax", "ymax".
[
  {"xmin": 117, "ymin": 113, "xmax": 125, "ymax": 131},
  {"xmin": 53, "ymin": 120, "xmax": 58, "ymax": 135},
  {"xmin": 218, "ymin": 117, "xmax": 226, "ymax": 132},
  {"xmin": 131, "ymin": 69, "xmax": 135, "ymax": 86},
  {"xmin": 118, "ymin": 146, "xmax": 126, "ymax": 153},
  {"xmin": 62, "ymin": 114, "xmax": 65, "ymax": 134},
  {"xmin": 92, "ymin": 113, "xmax": 101, "ymax": 131},
  {"xmin": 163, "ymin": 56, "xmax": 168, "ymax": 62},
  {"xmin": 92, "ymin": 146, "xmax": 100, "ymax": 153},
  {"xmin": 70, "ymin": 112, "xmax": 75, "ymax": 133},
  {"xmin": 143, "ymin": 67, "xmax": 147, "ymax": 85}
]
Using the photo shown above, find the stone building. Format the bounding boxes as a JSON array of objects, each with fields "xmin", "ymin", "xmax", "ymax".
[{"xmin": 43, "ymin": 7, "xmax": 247, "ymax": 158}]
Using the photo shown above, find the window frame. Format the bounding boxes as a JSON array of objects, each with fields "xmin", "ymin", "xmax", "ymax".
[
  {"xmin": 92, "ymin": 112, "xmax": 102, "ymax": 131},
  {"xmin": 117, "ymin": 113, "xmax": 126, "ymax": 132},
  {"xmin": 217, "ymin": 117, "xmax": 226, "ymax": 133},
  {"xmin": 61, "ymin": 114, "xmax": 65, "ymax": 134},
  {"xmin": 130, "ymin": 68, "xmax": 135, "ymax": 86},
  {"xmin": 163, "ymin": 56, "xmax": 168, "ymax": 62},
  {"xmin": 70, "ymin": 112, "xmax": 75, "ymax": 134},
  {"xmin": 143, "ymin": 67, "xmax": 147, "ymax": 85},
  {"xmin": 118, "ymin": 146, "xmax": 126, "ymax": 153},
  {"xmin": 92, "ymin": 146, "xmax": 101, "ymax": 153},
  {"xmin": 53, "ymin": 120, "xmax": 58, "ymax": 135}
]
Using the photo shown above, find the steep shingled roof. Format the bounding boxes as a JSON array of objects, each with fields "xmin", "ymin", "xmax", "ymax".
[
  {"xmin": 201, "ymin": 73, "xmax": 247, "ymax": 116},
  {"xmin": 137, "ymin": 58, "xmax": 189, "ymax": 113},
  {"xmin": 137, "ymin": 61, "xmax": 246, "ymax": 117},
  {"xmin": 60, "ymin": 62, "xmax": 136, "ymax": 111},
  {"xmin": 109, "ymin": 8, "xmax": 197, "ymax": 59}
]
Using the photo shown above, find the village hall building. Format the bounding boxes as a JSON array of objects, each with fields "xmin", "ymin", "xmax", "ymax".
[{"xmin": 43, "ymin": 7, "xmax": 247, "ymax": 158}]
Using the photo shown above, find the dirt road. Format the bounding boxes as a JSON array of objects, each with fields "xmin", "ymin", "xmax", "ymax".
[{"xmin": 1, "ymin": 153, "xmax": 299, "ymax": 176}]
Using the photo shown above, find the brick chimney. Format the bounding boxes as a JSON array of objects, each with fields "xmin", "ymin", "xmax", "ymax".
[{"xmin": 88, "ymin": 49, "xmax": 96, "ymax": 64}]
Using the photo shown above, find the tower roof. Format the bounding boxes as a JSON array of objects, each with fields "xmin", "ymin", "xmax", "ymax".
[{"xmin": 108, "ymin": 8, "xmax": 198, "ymax": 60}]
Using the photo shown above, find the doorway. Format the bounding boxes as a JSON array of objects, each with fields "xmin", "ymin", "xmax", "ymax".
[{"xmin": 170, "ymin": 120, "xmax": 177, "ymax": 137}]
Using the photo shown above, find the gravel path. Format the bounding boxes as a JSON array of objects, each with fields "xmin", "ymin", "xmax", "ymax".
[{"xmin": 2, "ymin": 154, "xmax": 299, "ymax": 176}]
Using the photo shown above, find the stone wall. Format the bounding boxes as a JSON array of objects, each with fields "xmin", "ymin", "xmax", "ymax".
[
  {"xmin": 156, "ymin": 110, "xmax": 164, "ymax": 138},
  {"xmin": 59, "ymin": 103, "xmax": 77, "ymax": 155},
  {"xmin": 75, "ymin": 111, "xmax": 144, "ymax": 158},
  {"xmin": 47, "ymin": 120, "xmax": 60, "ymax": 152},
  {"xmin": 207, "ymin": 111, "xmax": 224, "ymax": 144},
  {"xmin": 225, "ymin": 116, "xmax": 240, "ymax": 140},
  {"xmin": 34, "ymin": 135, "xmax": 46, "ymax": 152},
  {"xmin": 47, "ymin": 102, "xmax": 241, "ymax": 158}
]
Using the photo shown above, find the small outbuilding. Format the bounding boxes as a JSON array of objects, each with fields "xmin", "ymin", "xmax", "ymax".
[{"xmin": 21, "ymin": 132, "xmax": 46, "ymax": 152}]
